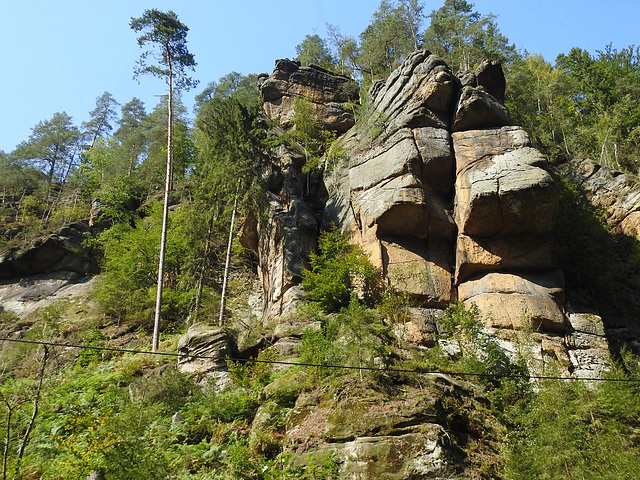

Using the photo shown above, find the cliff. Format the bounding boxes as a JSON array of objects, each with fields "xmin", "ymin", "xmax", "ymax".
[{"xmin": 243, "ymin": 51, "xmax": 637, "ymax": 383}]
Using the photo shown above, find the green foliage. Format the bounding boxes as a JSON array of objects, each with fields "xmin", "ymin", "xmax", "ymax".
[
  {"xmin": 287, "ymin": 97, "xmax": 334, "ymax": 174},
  {"xmin": 295, "ymin": 34, "xmax": 335, "ymax": 69},
  {"xmin": 506, "ymin": 44, "xmax": 640, "ymax": 171},
  {"xmin": 193, "ymin": 95, "xmax": 267, "ymax": 208},
  {"xmin": 264, "ymin": 451, "xmax": 340, "ymax": 479},
  {"xmin": 376, "ymin": 287, "xmax": 412, "ymax": 323},
  {"xmin": 94, "ymin": 203, "xmax": 195, "ymax": 327},
  {"xmin": 81, "ymin": 91, "xmax": 120, "ymax": 150},
  {"xmin": 359, "ymin": 0, "xmax": 420, "ymax": 77},
  {"xmin": 12, "ymin": 111, "xmax": 81, "ymax": 183},
  {"xmin": 438, "ymin": 301, "xmax": 483, "ymax": 347},
  {"xmin": 437, "ymin": 301, "xmax": 531, "ymax": 407},
  {"xmin": 423, "ymin": 0, "xmax": 517, "ymax": 72},
  {"xmin": 353, "ymin": 94, "xmax": 390, "ymax": 143},
  {"xmin": 554, "ymin": 175, "xmax": 640, "ymax": 318},
  {"xmin": 302, "ymin": 226, "xmax": 382, "ymax": 312},
  {"xmin": 194, "ymin": 72, "xmax": 260, "ymax": 112},
  {"xmin": 76, "ymin": 326, "xmax": 107, "ymax": 367},
  {"xmin": 504, "ymin": 356, "xmax": 640, "ymax": 479},
  {"xmin": 299, "ymin": 298, "xmax": 392, "ymax": 380},
  {"xmin": 228, "ymin": 347, "xmax": 277, "ymax": 389}
]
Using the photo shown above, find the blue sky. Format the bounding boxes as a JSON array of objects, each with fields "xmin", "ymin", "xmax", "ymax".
[{"xmin": 1, "ymin": 0, "xmax": 638, "ymax": 152}]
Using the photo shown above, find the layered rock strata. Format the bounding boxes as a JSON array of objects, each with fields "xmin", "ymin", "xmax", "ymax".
[
  {"xmin": 561, "ymin": 157, "xmax": 640, "ymax": 240},
  {"xmin": 252, "ymin": 51, "xmax": 565, "ymax": 339}
]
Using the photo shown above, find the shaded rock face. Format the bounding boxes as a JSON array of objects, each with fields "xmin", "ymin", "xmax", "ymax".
[
  {"xmin": 0, "ymin": 222, "xmax": 99, "ymax": 279},
  {"xmin": 561, "ymin": 157, "xmax": 640, "ymax": 240},
  {"xmin": 254, "ymin": 50, "xmax": 565, "ymax": 339}
]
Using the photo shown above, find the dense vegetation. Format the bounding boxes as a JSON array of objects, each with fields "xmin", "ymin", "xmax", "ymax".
[{"xmin": 1, "ymin": 0, "xmax": 640, "ymax": 478}]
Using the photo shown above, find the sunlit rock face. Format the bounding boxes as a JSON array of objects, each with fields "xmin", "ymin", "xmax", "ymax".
[
  {"xmin": 258, "ymin": 58, "xmax": 359, "ymax": 133},
  {"xmin": 252, "ymin": 50, "xmax": 563, "ymax": 337}
]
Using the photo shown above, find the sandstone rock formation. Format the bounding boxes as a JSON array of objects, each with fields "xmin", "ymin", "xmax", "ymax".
[
  {"xmin": 561, "ymin": 157, "xmax": 640, "ymax": 240},
  {"xmin": 253, "ymin": 51, "xmax": 565, "ymax": 342},
  {"xmin": 281, "ymin": 373, "xmax": 501, "ymax": 478},
  {"xmin": 258, "ymin": 59, "xmax": 359, "ymax": 134},
  {"xmin": 177, "ymin": 324, "xmax": 236, "ymax": 388},
  {"xmin": 0, "ymin": 221, "xmax": 101, "ymax": 319}
]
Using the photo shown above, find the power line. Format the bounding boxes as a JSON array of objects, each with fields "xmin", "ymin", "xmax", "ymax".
[{"xmin": 1, "ymin": 336, "xmax": 639, "ymax": 383}]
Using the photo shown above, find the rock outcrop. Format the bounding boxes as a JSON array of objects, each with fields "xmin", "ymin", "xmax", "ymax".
[
  {"xmin": 561, "ymin": 157, "xmax": 640, "ymax": 240},
  {"xmin": 282, "ymin": 375, "xmax": 501, "ymax": 479},
  {"xmin": 177, "ymin": 323, "xmax": 237, "ymax": 388},
  {"xmin": 259, "ymin": 59, "xmax": 359, "ymax": 134},
  {"xmin": 254, "ymin": 51, "xmax": 564, "ymax": 339},
  {"xmin": 248, "ymin": 57, "xmax": 609, "ymax": 477},
  {"xmin": 0, "ymin": 221, "xmax": 99, "ymax": 279}
]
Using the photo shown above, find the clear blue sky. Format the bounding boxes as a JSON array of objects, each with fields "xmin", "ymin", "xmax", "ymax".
[{"xmin": 1, "ymin": 0, "xmax": 638, "ymax": 152}]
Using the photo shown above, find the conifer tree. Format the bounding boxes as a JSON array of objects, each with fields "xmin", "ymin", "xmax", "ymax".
[{"xmin": 130, "ymin": 9, "xmax": 197, "ymax": 351}]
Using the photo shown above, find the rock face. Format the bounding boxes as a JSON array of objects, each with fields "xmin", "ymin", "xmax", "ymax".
[
  {"xmin": 0, "ymin": 222, "xmax": 99, "ymax": 279},
  {"xmin": 251, "ymin": 52, "xmax": 615, "ymax": 380},
  {"xmin": 259, "ymin": 59, "xmax": 359, "ymax": 134},
  {"xmin": 560, "ymin": 157, "xmax": 640, "ymax": 240},
  {"xmin": 0, "ymin": 221, "xmax": 101, "ymax": 319},
  {"xmin": 254, "ymin": 51, "xmax": 563, "ymax": 336}
]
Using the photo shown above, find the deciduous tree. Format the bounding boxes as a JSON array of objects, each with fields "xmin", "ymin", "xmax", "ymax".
[
  {"xmin": 422, "ymin": 0, "xmax": 516, "ymax": 72},
  {"xmin": 295, "ymin": 34, "xmax": 335, "ymax": 69},
  {"xmin": 359, "ymin": 0, "xmax": 416, "ymax": 78}
]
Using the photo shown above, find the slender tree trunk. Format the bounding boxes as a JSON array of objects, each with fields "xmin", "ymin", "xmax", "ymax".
[
  {"xmin": 15, "ymin": 346, "xmax": 48, "ymax": 478},
  {"xmin": 153, "ymin": 56, "xmax": 174, "ymax": 352},
  {"xmin": 218, "ymin": 184, "xmax": 239, "ymax": 326},
  {"xmin": 1, "ymin": 399, "xmax": 13, "ymax": 480},
  {"xmin": 193, "ymin": 213, "xmax": 214, "ymax": 322}
]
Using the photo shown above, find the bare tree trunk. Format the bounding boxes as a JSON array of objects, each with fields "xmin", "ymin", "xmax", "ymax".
[
  {"xmin": 218, "ymin": 184, "xmax": 239, "ymax": 326},
  {"xmin": 15, "ymin": 346, "xmax": 48, "ymax": 477},
  {"xmin": 193, "ymin": 213, "xmax": 214, "ymax": 322},
  {"xmin": 1, "ymin": 397, "xmax": 14, "ymax": 480},
  {"xmin": 153, "ymin": 56, "xmax": 174, "ymax": 352}
]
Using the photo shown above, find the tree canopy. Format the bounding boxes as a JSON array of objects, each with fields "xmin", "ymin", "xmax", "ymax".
[{"xmin": 130, "ymin": 9, "xmax": 198, "ymax": 91}]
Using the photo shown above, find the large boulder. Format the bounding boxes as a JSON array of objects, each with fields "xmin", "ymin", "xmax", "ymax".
[
  {"xmin": 283, "ymin": 376, "xmax": 501, "ymax": 479},
  {"xmin": 458, "ymin": 271, "xmax": 566, "ymax": 332},
  {"xmin": 177, "ymin": 324, "xmax": 237, "ymax": 388},
  {"xmin": 453, "ymin": 129, "xmax": 557, "ymax": 238}
]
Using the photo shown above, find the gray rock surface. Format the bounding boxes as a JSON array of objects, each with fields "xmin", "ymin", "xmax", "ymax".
[{"xmin": 177, "ymin": 324, "xmax": 236, "ymax": 388}]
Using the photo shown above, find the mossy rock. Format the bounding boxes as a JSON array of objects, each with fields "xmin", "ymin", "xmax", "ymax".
[
  {"xmin": 260, "ymin": 370, "xmax": 309, "ymax": 407},
  {"xmin": 325, "ymin": 393, "xmax": 441, "ymax": 441}
]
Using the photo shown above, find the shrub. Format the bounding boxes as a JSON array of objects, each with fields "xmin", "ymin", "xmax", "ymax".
[
  {"xmin": 299, "ymin": 297, "xmax": 392, "ymax": 380},
  {"xmin": 302, "ymin": 226, "xmax": 382, "ymax": 312}
]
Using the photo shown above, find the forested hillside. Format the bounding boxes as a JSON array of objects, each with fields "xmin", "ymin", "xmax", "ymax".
[{"xmin": 1, "ymin": 1, "xmax": 640, "ymax": 479}]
